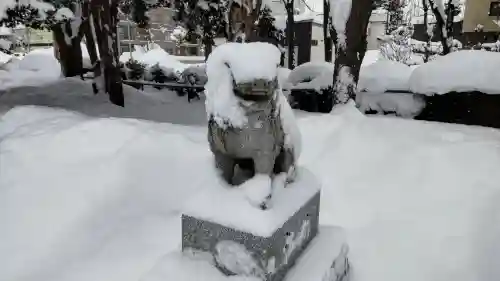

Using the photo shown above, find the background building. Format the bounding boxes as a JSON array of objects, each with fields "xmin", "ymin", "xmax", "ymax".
[{"xmin": 462, "ymin": 0, "xmax": 500, "ymax": 43}]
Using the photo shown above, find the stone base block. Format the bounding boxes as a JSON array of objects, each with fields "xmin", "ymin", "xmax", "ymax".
[
  {"xmin": 182, "ymin": 190, "xmax": 321, "ymax": 281},
  {"xmin": 151, "ymin": 226, "xmax": 350, "ymax": 281},
  {"xmin": 284, "ymin": 226, "xmax": 350, "ymax": 281}
]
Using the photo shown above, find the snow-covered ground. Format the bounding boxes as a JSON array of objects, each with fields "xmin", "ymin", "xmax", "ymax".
[
  {"xmin": 0, "ymin": 78, "xmax": 207, "ymax": 125},
  {"xmin": 1, "ymin": 78, "xmax": 500, "ymax": 281}
]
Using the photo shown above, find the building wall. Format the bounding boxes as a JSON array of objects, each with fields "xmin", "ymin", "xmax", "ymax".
[
  {"xmin": 366, "ymin": 11, "xmax": 387, "ymax": 50},
  {"xmin": 367, "ymin": 21, "xmax": 386, "ymax": 50},
  {"xmin": 310, "ymin": 24, "xmax": 324, "ymax": 62},
  {"xmin": 463, "ymin": 0, "xmax": 500, "ymax": 32}
]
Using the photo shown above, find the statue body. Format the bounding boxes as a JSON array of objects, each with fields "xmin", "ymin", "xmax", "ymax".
[{"xmin": 207, "ymin": 77, "xmax": 296, "ymax": 200}]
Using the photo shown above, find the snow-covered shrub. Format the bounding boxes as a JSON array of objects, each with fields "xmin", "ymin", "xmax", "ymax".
[
  {"xmin": 149, "ymin": 63, "xmax": 178, "ymax": 90},
  {"xmin": 287, "ymin": 62, "xmax": 334, "ymax": 90},
  {"xmin": 125, "ymin": 59, "xmax": 147, "ymax": 81},
  {"xmin": 479, "ymin": 41, "xmax": 500, "ymax": 52},
  {"xmin": 178, "ymin": 64, "xmax": 207, "ymax": 85},
  {"xmin": 170, "ymin": 25, "xmax": 187, "ymax": 45},
  {"xmin": 378, "ymin": 25, "xmax": 414, "ymax": 65},
  {"xmin": 409, "ymin": 50, "xmax": 500, "ymax": 95},
  {"xmin": 411, "ymin": 39, "xmax": 463, "ymax": 56},
  {"xmin": 286, "ymin": 62, "xmax": 335, "ymax": 113},
  {"xmin": 356, "ymin": 91, "xmax": 426, "ymax": 118},
  {"xmin": 358, "ymin": 60, "xmax": 415, "ymax": 93}
]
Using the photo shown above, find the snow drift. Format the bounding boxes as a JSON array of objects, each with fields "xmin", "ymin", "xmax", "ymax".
[{"xmin": 1, "ymin": 101, "xmax": 500, "ymax": 281}]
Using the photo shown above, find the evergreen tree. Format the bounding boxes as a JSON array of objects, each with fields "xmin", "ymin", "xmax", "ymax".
[
  {"xmin": 255, "ymin": 6, "xmax": 284, "ymax": 45},
  {"xmin": 173, "ymin": 0, "xmax": 227, "ymax": 58},
  {"xmin": 119, "ymin": 0, "xmax": 153, "ymax": 28},
  {"xmin": 1, "ymin": 0, "xmax": 128, "ymax": 106},
  {"xmin": 384, "ymin": 0, "xmax": 404, "ymax": 34}
]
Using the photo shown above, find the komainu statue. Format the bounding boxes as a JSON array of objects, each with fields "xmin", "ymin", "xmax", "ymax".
[{"xmin": 207, "ymin": 62, "xmax": 298, "ymax": 209}]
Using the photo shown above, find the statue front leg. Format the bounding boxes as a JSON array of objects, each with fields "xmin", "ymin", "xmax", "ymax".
[
  {"xmin": 214, "ymin": 152, "xmax": 236, "ymax": 185},
  {"xmin": 251, "ymin": 153, "xmax": 275, "ymax": 210}
]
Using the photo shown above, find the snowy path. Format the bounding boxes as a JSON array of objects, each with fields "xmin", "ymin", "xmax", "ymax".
[
  {"xmin": 0, "ymin": 78, "xmax": 208, "ymax": 125},
  {"xmin": 1, "ymin": 83, "xmax": 500, "ymax": 281}
]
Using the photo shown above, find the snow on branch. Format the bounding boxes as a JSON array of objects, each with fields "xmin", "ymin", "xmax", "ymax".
[{"xmin": 329, "ymin": 0, "xmax": 351, "ymax": 49}]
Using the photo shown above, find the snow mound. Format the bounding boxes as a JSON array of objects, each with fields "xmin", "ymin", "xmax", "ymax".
[
  {"xmin": 356, "ymin": 91, "xmax": 426, "ymax": 118},
  {"xmin": 361, "ymin": 50, "xmax": 381, "ymax": 66},
  {"xmin": 141, "ymin": 251, "xmax": 258, "ymax": 281},
  {"xmin": 287, "ymin": 62, "xmax": 335, "ymax": 91},
  {"xmin": 0, "ymin": 44, "xmax": 102, "ymax": 91},
  {"xmin": 358, "ymin": 60, "xmax": 414, "ymax": 92},
  {"xmin": 2, "ymin": 98, "xmax": 500, "ymax": 281},
  {"xmin": 0, "ymin": 105, "xmax": 212, "ymax": 281},
  {"xmin": 140, "ymin": 48, "xmax": 187, "ymax": 73},
  {"xmin": 120, "ymin": 46, "xmax": 187, "ymax": 77},
  {"xmin": 0, "ymin": 50, "xmax": 13, "ymax": 67},
  {"xmin": 409, "ymin": 50, "xmax": 500, "ymax": 95}
]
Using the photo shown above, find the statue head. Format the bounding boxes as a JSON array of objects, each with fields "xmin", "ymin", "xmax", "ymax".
[
  {"xmin": 233, "ymin": 78, "xmax": 279, "ymax": 101},
  {"xmin": 224, "ymin": 62, "xmax": 280, "ymax": 102}
]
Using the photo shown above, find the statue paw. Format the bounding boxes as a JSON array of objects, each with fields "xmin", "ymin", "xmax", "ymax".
[
  {"xmin": 241, "ymin": 175, "xmax": 272, "ymax": 210},
  {"xmin": 285, "ymin": 165, "xmax": 297, "ymax": 185}
]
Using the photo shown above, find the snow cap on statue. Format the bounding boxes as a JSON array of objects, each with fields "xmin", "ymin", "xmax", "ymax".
[{"xmin": 206, "ymin": 42, "xmax": 281, "ymax": 84}]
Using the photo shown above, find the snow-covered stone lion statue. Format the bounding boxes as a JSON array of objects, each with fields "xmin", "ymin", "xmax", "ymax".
[{"xmin": 204, "ymin": 42, "xmax": 301, "ymax": 210}]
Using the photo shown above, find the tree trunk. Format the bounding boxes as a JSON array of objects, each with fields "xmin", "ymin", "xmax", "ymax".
[
  {"xmin": 82, "ymin": 0, "xmax": 100, "ymax": 93},
  {"xmin": 332, "ymin": 0, "xmax": 372, "ymax": 103},
  {"xmin": 244, "ymin": 0, "xmax": 262, "ymax": 40},
  {"xmin": 52, "ymin": 22, "xmax": 83, "ymax": 77},
  {"xmin": 91, "ymin": 0, "xmax": 124, "ymax": 107},
  {"xmin": 323, "ymin": 0, "xmax": 332, "ymax": 62},
  {"xmin": 203, "ymin": 36, "xmax": 213, "ymax": 60},
  {"xmin": 423, "ymin": 0, "xmax": 430, "ymax": 62},
  {"xmin": 428, "ymin": 0, "xmax": 450, "ymax": 55},
  {"xmin": 286, "ymin": 1, "xmax": 295, "ymax": 69},
  {"xmin": 445, "ymin": 0, "xmax": 455, "ymax": 52}
]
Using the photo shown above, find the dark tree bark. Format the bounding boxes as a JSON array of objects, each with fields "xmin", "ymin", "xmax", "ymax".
[
  {"xmin": 203, "ymin": 36, "xmax": 213, "ymax": 60},
  {"xmin": 427, "ymin": 0, "xmax": 452, "ymax": 55},
  {"xmin": 244, "ymin": 0, "xmax": 262, "ymax": 40},
  {"xmin": 91, "ymin": 0, "xmax": 124, "ymax": 107},
  {"xmin": 53, "ymin": 22, "xmax": 84, "ymax": 77},
  {"xmin": 444, "ymin": 0, "xmax": 456, "ymax": 52},
  {"xmin": 323, "ymin": 0, "xmax": 332, "ymax": 62},
  {"xmin": 285, "ymin": 0, "xmax": 295, "ymax": 69},
  {"xmin": 82, "ymin": 0, "xmax": 101, "ymax": 93},
  {"xmin": 332, "ymin": 0, "xmax": 373, "ymax": 103},
  {"xmin": 423, "ymin": 0, "xmax": 430, "ymax": 62}
]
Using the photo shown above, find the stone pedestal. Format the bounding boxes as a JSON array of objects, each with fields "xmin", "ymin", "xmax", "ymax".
[{"xmin": 181, "ymin": 168, "xmax": 322, "ymax": 281}]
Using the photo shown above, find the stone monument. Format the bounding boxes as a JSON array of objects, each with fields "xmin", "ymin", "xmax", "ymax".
[{"xmin": 180, "ymin": 42, "xmax": 350, "ymax": 281}]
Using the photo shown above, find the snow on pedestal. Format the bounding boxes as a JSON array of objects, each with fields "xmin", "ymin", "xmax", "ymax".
[{"xmin": 181, "ymin": 167, "xmax": 321, "ymax": 281}]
